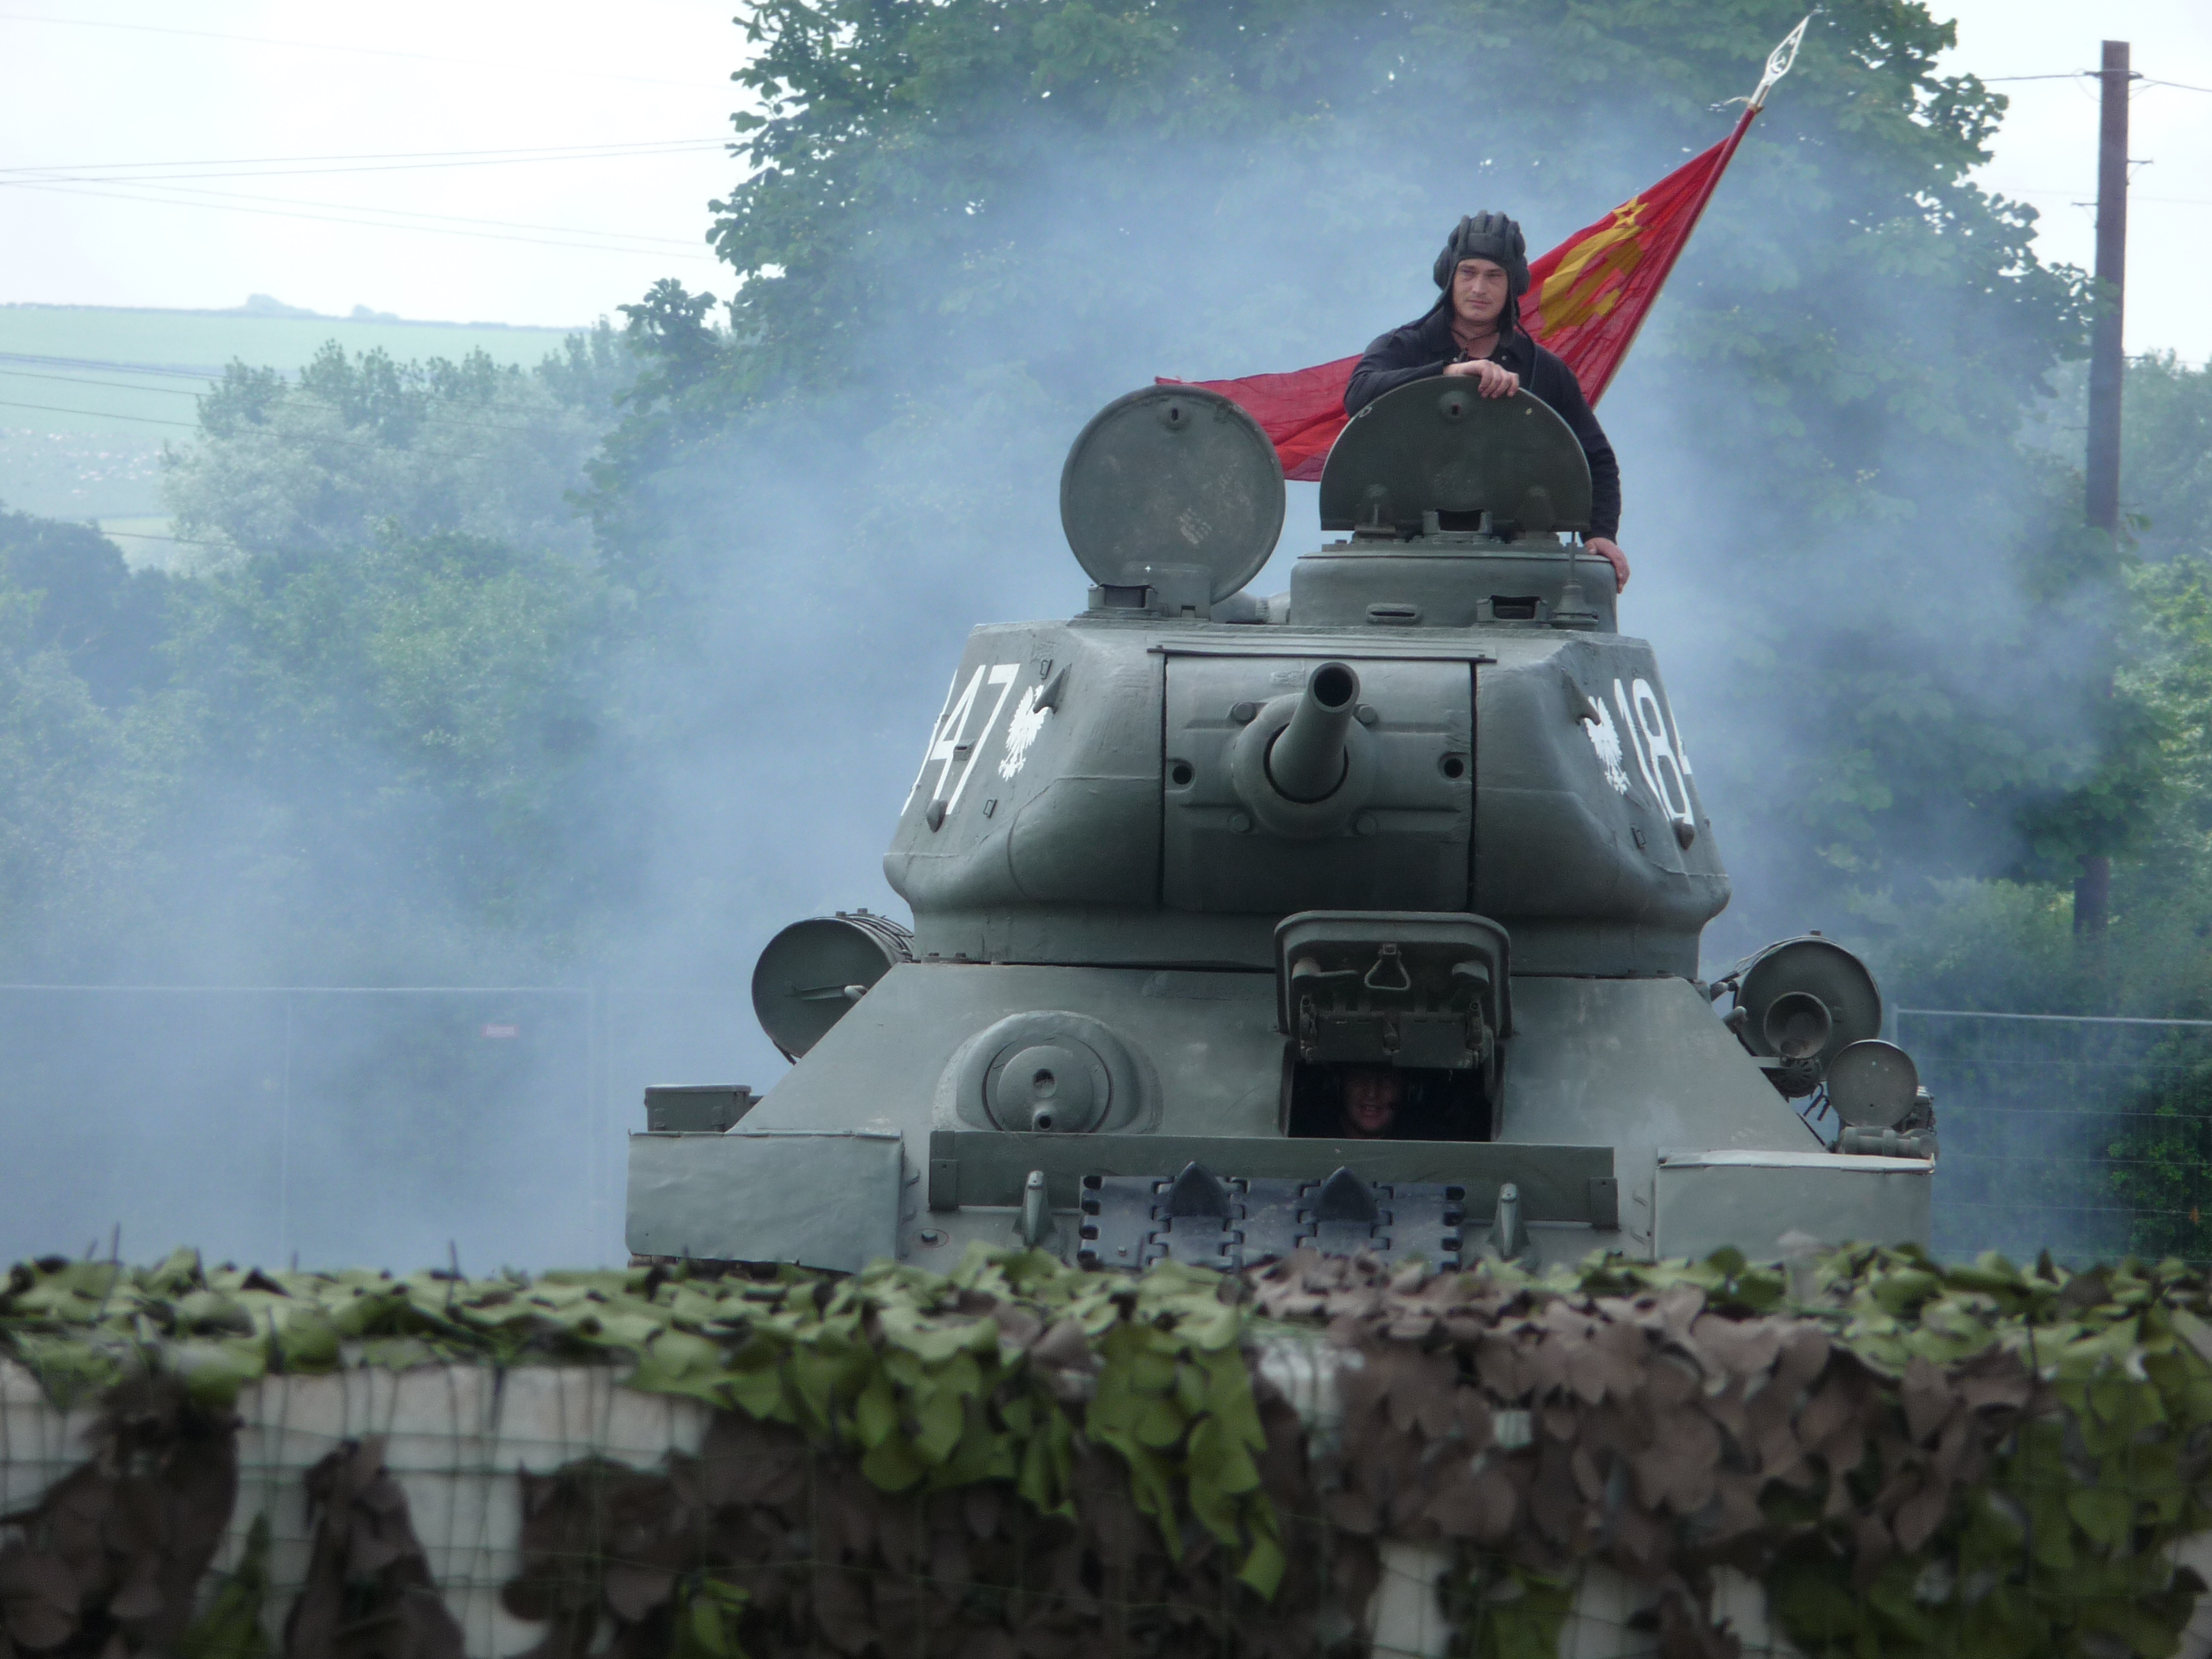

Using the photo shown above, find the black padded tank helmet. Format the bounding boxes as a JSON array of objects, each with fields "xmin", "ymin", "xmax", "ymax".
[{"xmin": 1433, "ymin": 212, "xmax": 1531, "ymax": 298}]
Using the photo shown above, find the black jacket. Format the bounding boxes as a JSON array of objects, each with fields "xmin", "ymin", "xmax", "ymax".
[{"xmin": 1344, "ymin": 306, "xmax": 1621, "ymax": 541}]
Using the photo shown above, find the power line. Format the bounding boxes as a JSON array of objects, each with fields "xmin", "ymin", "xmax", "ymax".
[
  {"xmin": 0, "ymin": 138, "xmax": 726, "ymax": 177},
  {"xmin": 0, "ymin": 12, "xmax": 730, "ymax": 91},
  {"xmin": 1999, "ymin": 186, "xmax": 2212, "ymax": 207},
  {"xmin": 0, "ymin": 368, "xmax": 610, "ymax": 441},
  {"xmin": 0, "ymin": 351, "xmax": 225, "ymax": 381},
  {"xmin": 0, "ymin": 141, "xmax": 727, "ymax": 187},
  {"xmin": 0, "ymin": 393, "xmax": 620, "ymax": 460},
  {"xmin": 2, "ymin": 179, "xmax": 719, "ymax": 260},
  {"xmin": 1976, "ymin": 70, "xmax": 2211, "ymax": 96},
  {"xmin": 0, "ymin": 367, "xmax": 212, "ymax": 397},
  {"xmin": 0, "ymin": 399, "xmax": 190, "ymax": 428},
  {"xmin": 95, "ymin": 528, "xmax": 221, "ymax": 550},
  {"xmin": 3, "ymin": 177, "xmax": 709, "ymax": 251}
]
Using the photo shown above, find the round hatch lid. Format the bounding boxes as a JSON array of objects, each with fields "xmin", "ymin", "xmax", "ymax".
[
  {"xmin": 1318, "ymin": 378, "xmax": 1592, "ymax": 536},
  {"xmin": 1735, "ymin": 936, "xmax": 1883, "ymax": 1070},
  {"xmin": 1827, "ymin": 1039, "xmax": 1921, "ymax": 1130},
  {"xmin": 1061, "ymin": 385, "xmax": 1284, "ymax": 602},
  {"xmin": 751, "ymin": 911, "xmax": 915, "ymax": 1062}
]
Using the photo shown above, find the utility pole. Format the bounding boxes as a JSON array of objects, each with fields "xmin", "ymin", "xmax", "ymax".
[
  {"xmin": 2075, "ymin": 38, "xmax": 2131, "ymax": 940},
  {"xmin": 2084, "ymin": 38, "xmax": 2131, "ymax": 540}
]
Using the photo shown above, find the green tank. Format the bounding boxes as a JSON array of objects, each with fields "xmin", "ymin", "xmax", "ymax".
[{"xmin": 627, "ymin": 380, "xmax": 1936, "ymax": 1274}]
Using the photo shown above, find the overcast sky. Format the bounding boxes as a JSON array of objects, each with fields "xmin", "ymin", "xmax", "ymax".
[{"xmin": 1, "ymin": 2, "xmax": 2207, "ymax": 360}]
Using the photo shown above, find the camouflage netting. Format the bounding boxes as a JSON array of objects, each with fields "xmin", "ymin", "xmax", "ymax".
[{"xmin": 4, "ymin": 1243, "xmax": 2212, "ymax": 1659}]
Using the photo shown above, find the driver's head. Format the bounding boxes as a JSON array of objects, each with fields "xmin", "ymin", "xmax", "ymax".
[
  {"xmin": 1433, "ymin": 212, "xmax": 1530, "ymax": 329},
  {"xmin": 1338, "ymin": 1067, "xmax": 1404, "ymax": 1138}
]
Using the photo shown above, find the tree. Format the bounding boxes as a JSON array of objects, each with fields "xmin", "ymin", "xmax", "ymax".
[
  {"xmin": 148, "ymin": 525, "xmax": 627, "ymax": 977},
  {"xmin": 0, "ymin": 508, "xmax": 170, "ymax": 706},
  {"xmin": 0, "ymin": 319, "xmax": 641, "ymax": 983},
  {"xmin": 0, "ymin": 522, "xmax": 192, "ymax": 977},
  {"xmin": 586, "ymin": 0, "xmax": 2106, "ymax": 960},
  {"xmin": 2124, "ymin": 352, "xmax": 2212, "ymax": 564},
  {"xmin": 166, "ymin": 325, "xmax": 632, "ymax": 562}
]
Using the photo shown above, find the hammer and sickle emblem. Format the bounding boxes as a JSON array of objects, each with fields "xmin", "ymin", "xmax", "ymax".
[{"xmin": 1538, "ymin": 199, "xmax": 1652, "ymax": 332}]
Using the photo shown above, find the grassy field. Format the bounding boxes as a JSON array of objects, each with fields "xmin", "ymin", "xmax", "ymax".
[{"xmin": 0, "ymin": 303, "xmax": 582, "ymax": 526}]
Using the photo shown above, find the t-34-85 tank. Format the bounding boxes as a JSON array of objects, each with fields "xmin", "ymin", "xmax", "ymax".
[{"xmin": 627, "ymin": 380, "xmax": 1937, "ymax": 1274}]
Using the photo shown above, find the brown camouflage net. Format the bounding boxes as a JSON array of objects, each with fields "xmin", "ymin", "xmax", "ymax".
[
  {"xmin": 0, "ymin": 1375, "xmax": 237, "ymax": 1659},
  {"xmin": 285, "ymin": 1441, "xmax": 465, "ymax": 1659},
  {"xmin": 6, "ymin": 1243, "xmax": 2212, "ymax": 1659},
  {"xmin": 503, "ymin": 1405, "xmax": 1368, "ymax": 1659}
]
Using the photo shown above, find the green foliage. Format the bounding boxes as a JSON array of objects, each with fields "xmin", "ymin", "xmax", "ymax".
[
  {"xmin": 168, "ymin": 328, "xmax": 630, "ymax": 561},
  {"xmin": 2122, "ymin": 353, "xmax": 2212, "ymax": 565},
  {"xmin": 161, "ymin": 526, "xmax": 618, "ymax": 958},
  {"xmin": 0, "ymin": 1244, "xmax": 1281, "ymax": 1592},
  {"xmin": 20, "ymin": 1242, "xmax": 2212, "ymax": 1653},
  {"xmin": 578, "ymin": 0, "xmax": 2117, "ymax": 924},
  {"xmin": 0, "ymin": 508, "xmax": 171, "ymax": 705},
  {"xmin": 2101, "ymin": 1047, "xmax": 2212, "ymax": 1263},
  {"xmin": 178, "ymin": 1513, "xmax": 273, "ymax": 1659},
  {"xmin": 1440, "ymin": 1556, "xmax": 1575, "ymax": 1659},
  {"xmin": 670, "ymin": 1575, "xmax": 753, "ymax": 1659},
  {"xmin": 0, "ymin": 324, "xmax": 634, "ymax": 981},
  {"xmin": 1759, "ymin": 1247, "xmax": 2212, "ymax": 1659},
  {"xmin": 1870, "ymin": 526, "xmax": 2212, "ymax": 1006},
  {"xmin": 0, "ymin": 534, "xmax": 195, "ymax": 979}
]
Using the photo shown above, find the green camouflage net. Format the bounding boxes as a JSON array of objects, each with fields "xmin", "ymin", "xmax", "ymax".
[{"xmin": 4, "ymin": 1242, "xmax": 2212, "ymax": 1659}]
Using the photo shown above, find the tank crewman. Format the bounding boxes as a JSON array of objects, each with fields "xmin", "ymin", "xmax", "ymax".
[
  {"xmin": 1337, "ymin": 1067, "xmax": 1405, "ymax": 1139},
  {"xmin": 1345, "ymin": 212, "xmax": 1629, "ymax": 591}
]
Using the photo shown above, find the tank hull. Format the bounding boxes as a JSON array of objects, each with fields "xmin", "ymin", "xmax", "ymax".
[{"xmin": 627, "ymin": 958, "xmax": 1929, "ymax": 1272}]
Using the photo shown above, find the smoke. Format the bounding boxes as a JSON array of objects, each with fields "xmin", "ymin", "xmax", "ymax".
[
  {"xmin": 607, "ymin": 99, "xmax": 2096, "ymax": 968},
  {"xmin": 0, "ymin": 8, "xmax": 2117, "ymax": 1269}
]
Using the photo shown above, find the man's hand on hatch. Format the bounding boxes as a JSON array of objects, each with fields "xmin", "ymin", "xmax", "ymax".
[
  {"xmin": 1585, "ymin": 537, "xmax": 1630, "ymax": 591},
  {"xmin": 1442, "ymin": 358, "xmax": 1519, "ymax": 398}
]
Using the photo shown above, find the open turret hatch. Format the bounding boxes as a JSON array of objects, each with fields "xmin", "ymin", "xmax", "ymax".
[{"xmin": 1318, "ymin": 380, "xmax": 1592, "ymax": 539}]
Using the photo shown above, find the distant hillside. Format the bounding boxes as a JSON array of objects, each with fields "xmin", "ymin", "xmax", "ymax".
[{"xmin": 0, "ymin": 301, "xmax": 585, "ymax": 527}]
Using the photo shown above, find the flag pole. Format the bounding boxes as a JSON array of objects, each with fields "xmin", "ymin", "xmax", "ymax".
[
  {"xmin": 1707, "ymin": 16, "xmax": 1810, "ymax": 187},
  {"xmin": 1702, "ymin": 16, "xmax": 1808, "ymax": 215},
  {"xmin": 1580, "ymin": 15, "xmax": 1807, "ymax": 403}
]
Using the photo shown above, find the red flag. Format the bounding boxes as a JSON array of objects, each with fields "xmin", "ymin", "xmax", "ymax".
[
  {"xmin": 1165, "ymin": 22, "xmax": 1803, "ymax": 481},
  {"xmin": 1187, "ymin": 356, "xmax": 1365, "ymax": 481},
  {"xmin": 1520, "ymin": 108, "xmax": 1754, "ymax": 404}
]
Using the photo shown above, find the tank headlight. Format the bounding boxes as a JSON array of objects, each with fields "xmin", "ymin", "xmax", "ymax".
[{"xmin": 1826, "ymin": 1039, "xmax": 1921, "ymax": 1130}]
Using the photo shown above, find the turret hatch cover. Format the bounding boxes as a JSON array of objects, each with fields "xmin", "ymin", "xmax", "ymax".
[
  {"xmin": 1061, "ymin": 386, "xmax": 1285, "ymax": 602},
  {"xmin": 1318, "ymin": 379, "xmax": 1592, "ymax": 536}
]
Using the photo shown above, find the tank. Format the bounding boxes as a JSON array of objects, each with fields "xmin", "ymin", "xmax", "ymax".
[{"xmin": 627, "ymin": 380, "xmax": 1936, "ymax": 1274}]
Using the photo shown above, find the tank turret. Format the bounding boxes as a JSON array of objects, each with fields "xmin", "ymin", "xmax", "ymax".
[{"xmin": 628, "ymin": 381, "xmax": 1934, "ymax": 1275}]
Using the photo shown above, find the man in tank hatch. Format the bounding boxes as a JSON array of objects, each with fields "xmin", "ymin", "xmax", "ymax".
[
  {"xmin": 1345, "ymin": 212, "xmax": 1629, "ymax": 592},
  {"xmin": 1337, "ymin": 1068, "xmax": 1405, "ymax": 1139}
]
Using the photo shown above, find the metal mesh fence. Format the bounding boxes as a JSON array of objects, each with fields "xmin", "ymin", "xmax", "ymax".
[
  {"xmin": 0, "ymin": 1354, "xmax": 1797, "ymax": 1659},
  {"xmin": 11, "ymin": 989, "xmax": 2212, "ymax": 1278},
  {"xmin": 1903, "ymin": 1008, "xmax": 2212, "ymax": 1269},
  {"xmin": 0, "ymin": 983, "xmax": 765, "ymax": 1272}
]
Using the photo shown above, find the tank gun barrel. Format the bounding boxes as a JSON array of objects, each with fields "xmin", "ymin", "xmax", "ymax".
[{"xmin": 1267, "ymin": 661, "xmax": 1360, "ymax": 803}]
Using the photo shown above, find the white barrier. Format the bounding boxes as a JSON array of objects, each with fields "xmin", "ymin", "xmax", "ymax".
[{"xmin": 12, "ymin": 1353, "xmax": 2212, "ymax": 1659}]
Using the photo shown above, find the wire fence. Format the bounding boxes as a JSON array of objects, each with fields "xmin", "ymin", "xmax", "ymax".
[
  {"xmin": 1902, "ymin": 1007, "xmax": 2212, "ymax": 1270},
  {"xmin": 5, "ymin": 990, "xmax": 2208, "ymax": 1275},
  {"xmin": 0, "ymin": 982, "xmax": 764, "ymax": 1272}
]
